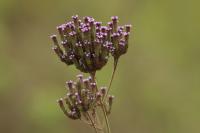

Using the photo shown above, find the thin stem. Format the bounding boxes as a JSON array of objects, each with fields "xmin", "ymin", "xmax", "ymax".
[
  {"xmin": 86, "ymin": 112, "xmax": 98, "ymax": 133},
  {"xmin": 90, "ymin": 71, "xmax": 96, "ymax": 82},
  {"xmin": 103, "ymin": 58, "xmax": 119, "ymax": 102},
  {"xmin": 80, "ymin": 118, "xmax": 102, "ymax": 130},
  {"xmin": 95, "ymin": 111, "xmax": 105, "ymax": 133},
  {"xmin": 90, "ymin": 71, "xmax": 111, "ymax": 133},
  {"xmin": 100, "ymin": 101, "xmax": 111, "ymax": 133}
]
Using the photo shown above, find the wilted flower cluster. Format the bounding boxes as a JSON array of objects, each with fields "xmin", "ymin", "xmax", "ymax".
[
  {"xmin": 57, "ymin": 74, "xmax": 114, "ymax": 120},
  {"xmin": 50, "ymin": 15, "xmax": 131, "ymax": 73}
]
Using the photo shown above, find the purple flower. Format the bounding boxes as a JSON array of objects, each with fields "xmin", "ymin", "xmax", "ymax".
[{"xmin": 50, "ymin": 15, "xmax": 132, "ymax": 74}]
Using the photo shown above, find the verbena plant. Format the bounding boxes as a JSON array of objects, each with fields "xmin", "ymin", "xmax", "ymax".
[{"xmin": 50, "ymin": 15, "xmax": 132, "ymax": 133}]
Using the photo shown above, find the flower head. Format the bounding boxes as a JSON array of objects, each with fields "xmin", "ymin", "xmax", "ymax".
[
  {"xmin": 57, "ymin": 74, "xmax": 114, "ymax": 120},
  {"xmin": 50, "ymin": 15, "xmax": 132, "ymax": 74}
]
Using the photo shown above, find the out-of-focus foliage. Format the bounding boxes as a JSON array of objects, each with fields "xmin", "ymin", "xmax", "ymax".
[{"xmin": 0, "ymin": 0, "xmax": 200, "ymax": 133}]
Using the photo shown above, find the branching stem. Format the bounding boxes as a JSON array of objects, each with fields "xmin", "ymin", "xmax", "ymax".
[
  {"xmin": 80, "ymin": 118, "xmax": 102, "ymax": 130},
  {"xmin": 100, "ymin": 101, "xmax": 111, "ymax": 133},
  {"xmin": 90, "ymin": 72, "xmax": 111, "ymax": 133},
  {"xmin": 86, "ymin": 112, "xmax": 98, "ymax": 133}
]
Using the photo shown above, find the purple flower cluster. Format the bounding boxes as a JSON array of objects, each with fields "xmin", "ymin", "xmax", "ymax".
[
  {"xmin": 50, "ymin": 15, "xmax": 131, "ymax": 73},
  {"xmin": 57, "ymin": 74, "xmax": 114, "ymax": 120}
]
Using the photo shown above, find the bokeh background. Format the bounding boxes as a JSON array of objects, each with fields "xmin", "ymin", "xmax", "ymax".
[{"xmin": 0, "ymin": 0, "xmax": 200, "ymax": 133}]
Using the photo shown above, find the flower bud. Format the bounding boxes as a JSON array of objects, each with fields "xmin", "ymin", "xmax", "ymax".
[
  {"xmin": 95, "ymin": 22, "xmax": 102, "ymax": 28},
  {"xmin": 108, "ymin": 22, "xmax": 113, "ymax": 29},
  {"xmin": 101, "ymin": 26, "xmax": 107, "ymax": 33},
  {"xmin": 77, "ymin": 74, "xmax": 83, "ymax": 81},
  {"xmin": 84, "ymin": 52, "xmax": 93, "ymax": 70},
  {"xmin": 73, "ymin": 55, "xmax": 85, "ymax": 72},
  {"xmin": 50, "ymin": 35, "xmax": 59, "ymax": 47},
  {"xmin": 106, "ymin": 27, "xmax": 112, "ymax": 41},
  {"xmin": 66, "ymin": 80, "xmax": 74, "ymax": 93},
  {"xmin": 61, "ymin": 41, "xmax": 70, "ymax": 53},
  {"xmin": 64, "ymin": 95, "xmax": 73, "ymax": 110},
  {"xmin": 57, "ymin": 26, "xmax": 65, "ymax": 41},
  {"xmin": 111, "ymin": 16, "xmax": 118, "ymax": 33},
  {"xmin": 63, "ymin": 23, "xmax": 71, "ymax": 35},
  {"xmin": 108, "ymin": 95, "xmax": 114, "ymax": 106},
  {"xmin": 88, "ymin": 76, "xmax": 92, "ymax": 83},
  {"xmin": 57, "ymin": 98, "xmax": 66, "ymax": 113},
  {"xmin": 94, "ymin": 40, "xmax": 101, "ymax": 57},
  {"xmin": 82, "ymin": 27, "xmax": 90, "ymax": 41},
  {"xmin": 83, "ymin": 79, "xmax": 90, "ymax": 89},
  {"xmin": 89, "ymin": 19, "xmax": 96, "ymax": 42},
  {"xmin": 72, "ymin": 15, "xmax": 79, "ymax": 27},
  {"xmin": 125, "ymin": 24, "xmax": 132, "ymax": 32},
  {"xmin": 83, "ymin": 40, "xmax": 90, "ymax": 53},
  {"xmin": 100, "ymin": 87, "xmax": 107, "ymax": 97},
  {"xmin": 69, "ymin": 31, "xmax": 77, "ymax": 48},
  {"xmin": 118, "ymin": 40, "xmax": 127, "ymax": 55},
  {"xmin": 52, "ymin": 46, "xmax": 65, "ymax": 62},
  {"xmin": 76, "ymin": 79, "xmax": 83, "ymax": 97},
  {"xmin": 69, "ymin": 109, "xmax": 81, "ymax": 120},
  {"xmin": 75, "ymin": 43, "xmax": 84, "ymax": 57},
  {"xmin": 75, "ymin": 92, "xmax": 81, "ymax": 102},
  {"xmin": 96, "ymin": 92, "xmax": 102, "ymax": 101},
  {"xmin": 84, "ymin": 16, "xmax": 90, "ymax": 23},
  {"xmin": 101, "ymin": 44, "xmax": 109, "ymax": 59},
  {"xmin": 111, "ymin": 33, "xmax": 120, "ymax": 50},
  {"xmin": 90, "ymin": 82, "xmax": 97, "ymax": 93},
  {"xmin": 92, "ymin": 54, "xmax": 100, "ymax": 69},
  {"xmin": 124, "ymin": 32, "xmax": 129, "ymax": 44},
  {"xmin": 81, "ymin": 89, "xmax": 87, "ymax": 98}
]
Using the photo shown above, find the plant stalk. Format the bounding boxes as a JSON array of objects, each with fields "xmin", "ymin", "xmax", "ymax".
[
  {"xmin": 103, "ymin": 58, "xmax": 118, "ymax": 102},
  {"xmin": 100, "ymin": 101, "xmax": 111, "ymax": 133},
  {"xmin": 86, "ymin": 112, "xmax": 98, "ymax": 133}
]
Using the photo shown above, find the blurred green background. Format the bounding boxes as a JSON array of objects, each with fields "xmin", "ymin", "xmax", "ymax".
[{"xmin": 0, "ymin": 0, "xmax": 200, "ymax": 133}]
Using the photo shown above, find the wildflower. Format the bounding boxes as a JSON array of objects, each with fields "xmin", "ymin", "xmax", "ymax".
[
  {"xmin": 50, "ymin": 15, "xmax": 131, "ymax": 75},
  {"xmin": 57, "ymin": 74, "xmax": 114, "ymax": 121},
  {"xmin": 50, "ymin": 15, "xmax": 132, "ymax": 133}
]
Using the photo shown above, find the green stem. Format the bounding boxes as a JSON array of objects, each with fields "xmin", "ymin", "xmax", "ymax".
[
  {"xmin": 90, "ymin": 71, "xmax": 96, "ymax": 82},
  {"xmin": 103, "ymin": 58, "xmax": 118, "ymax": 102},
  {"xmin": 95, "ymin": 111, "xmax": 105, "ymax": 133},
  {"xmin": 100, "ymin": 101, "xmax": 111, "ymax": 133},
  {"xmin": 90, "ymin": 71, "xmax": 110, "ymax": 133},
  {"xmin": 80, "ymin": 118, "xmax": 102, "ymax": 130},
  {"xmin": 86, "ymin": 112, "xmax": 98, "ymax": 133}
]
